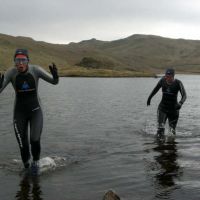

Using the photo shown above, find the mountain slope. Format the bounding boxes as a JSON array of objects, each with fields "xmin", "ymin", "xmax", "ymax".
[{"xmin": 1, "ymin": 33, "xmax": 200, "ymax": 76}]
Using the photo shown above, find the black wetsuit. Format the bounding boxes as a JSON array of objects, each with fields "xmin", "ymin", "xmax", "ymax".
[
  {"xmin": 148, "ymin": 77, "xmax": 186, "ymax": 134},
  {"xmin": 0, "ymin": 65, "xmax": 58, "ymax": 166}
]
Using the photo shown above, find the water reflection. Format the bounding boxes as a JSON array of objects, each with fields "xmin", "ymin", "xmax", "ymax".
[
  {"xmin": 153, "ymin": 136, "xmax": 182, "ymax": 199},
  {"xmin": 15, "ymin": 174, "xmax": 43, "ymax": 200}
]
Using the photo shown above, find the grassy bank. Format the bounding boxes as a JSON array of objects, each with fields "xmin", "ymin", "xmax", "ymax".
[{"xmin": 59, "ymin": 67, "xmax": 155, "ymax": 77}]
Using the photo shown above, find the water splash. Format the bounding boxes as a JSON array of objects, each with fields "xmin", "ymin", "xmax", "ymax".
[{"xmin": 0, "ymin": 155, "xmax": 79, "ymax": 175}]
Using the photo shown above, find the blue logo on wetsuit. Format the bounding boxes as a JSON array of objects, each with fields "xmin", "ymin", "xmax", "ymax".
[
  {"xmin": 16, "ymin": 73, "xmax": 36, "ymax": 94},
  {"xmin": 166, "ymin": 87, "xmax": 170, "ymax": 93},
  {"xmin": 21, "ymin": 81, "xmax": 30, "ymax": 90}
]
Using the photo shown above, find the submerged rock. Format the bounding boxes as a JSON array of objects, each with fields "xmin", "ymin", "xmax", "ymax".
[{"xmin": 103, "ymin": 190, "xmax": 120, "ymax": 200}]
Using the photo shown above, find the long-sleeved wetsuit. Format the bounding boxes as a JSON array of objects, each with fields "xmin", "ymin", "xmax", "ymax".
[
  {"xmin": 147, "ymin": 77, "xmax": 186, "ymax": 134},
  {"xmin": 0, "ymin": 65, "xmax": 58, "ymax": 165}
]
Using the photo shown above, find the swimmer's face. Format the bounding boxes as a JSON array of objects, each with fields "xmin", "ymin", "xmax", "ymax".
[
  {"xmin": 15, "ymin": 55, "xmax": 29, "ymax": 73},
  {"xmin": 165, "ymin": 74, "xmax": 174, "ymax": 84}
]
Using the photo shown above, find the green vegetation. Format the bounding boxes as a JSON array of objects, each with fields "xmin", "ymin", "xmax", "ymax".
[
  {"xmin": 1, "ymin": 33, "xmax": 200, "ymax": 76},
  {"xmin": 61, "ymin": 67, "xmax": 154, "ymax": 77}
]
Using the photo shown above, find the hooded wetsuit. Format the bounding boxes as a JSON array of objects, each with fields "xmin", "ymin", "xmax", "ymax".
[
  {"xmin": 148, "ymin": 77, "xmax": 186, "ymax": 134},
  {"xmin": 0, "ymin": 65, "xmax": 58, "ymax": 165}
]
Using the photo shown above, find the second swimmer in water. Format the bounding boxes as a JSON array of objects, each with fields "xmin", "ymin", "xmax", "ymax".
[{"xmin": 147, "ymin": 69, "xmax": 186, "ymax": 136}]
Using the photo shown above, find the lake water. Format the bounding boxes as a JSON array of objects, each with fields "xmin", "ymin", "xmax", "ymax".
[{"xmin": 0, "ymin": 75, "xmax": 200, "ymax": 200}]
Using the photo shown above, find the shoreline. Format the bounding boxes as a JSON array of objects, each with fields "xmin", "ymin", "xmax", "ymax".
[
  {"xmin": 58, "ymin": 69, "xmax": 156, "ymax": 78},
  {"xmin": 59, "ymin": 74, "xmax": 156, "ymax": 78},
  {"xmin": 58, "ymin": 68, "xmax": 200, "ymax": 78},
  {"xmin": 59, "ymin": 72, "xmax": 200, "ymax": 78}
]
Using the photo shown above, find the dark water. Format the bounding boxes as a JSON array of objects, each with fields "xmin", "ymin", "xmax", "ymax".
[{"xmin": 0, "ymin": 75, "xmax": 200, "ymax": 200}]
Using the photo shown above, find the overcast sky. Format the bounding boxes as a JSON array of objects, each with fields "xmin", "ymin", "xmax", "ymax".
[{"xmin": 1, "ymin": 0, "xmax": 200, "ymax": 44}]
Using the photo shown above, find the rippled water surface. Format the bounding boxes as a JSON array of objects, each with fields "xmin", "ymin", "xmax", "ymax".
[{"xmin": 0, "ymin": 75, "xmax": 200, "ymax": 200}]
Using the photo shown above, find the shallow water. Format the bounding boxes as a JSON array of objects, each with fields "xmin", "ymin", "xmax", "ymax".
[{"xmin": 0, "ymin": 75, "xmax": 200, "ymax": 200}]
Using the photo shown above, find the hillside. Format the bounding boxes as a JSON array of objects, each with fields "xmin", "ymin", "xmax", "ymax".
[{"xmin": 1, "ymin": 33, "xmax": 200, "ymax": 76}]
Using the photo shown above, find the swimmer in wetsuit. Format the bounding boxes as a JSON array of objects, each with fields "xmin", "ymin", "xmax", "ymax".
[
  {"xmin": 0, "ymin": 49, "xmax": 59, "ymax": 174},
  {"xmin": 147, "ymin": 69, "xmax": 186, "ymax": 135}
]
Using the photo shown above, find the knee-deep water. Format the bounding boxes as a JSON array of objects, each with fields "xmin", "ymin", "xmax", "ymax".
[{"xmin": 0, "ymin": 75, "xmax": 199, "ymax": 200}]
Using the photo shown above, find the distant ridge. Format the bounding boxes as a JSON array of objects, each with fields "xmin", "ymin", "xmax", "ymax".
[{"xmin": 1, "ymin": 33, "xmax": 200, "ymax": 76}]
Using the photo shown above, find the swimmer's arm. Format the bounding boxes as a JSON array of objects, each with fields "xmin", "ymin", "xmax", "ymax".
[
  {"xmin": 147, "ymin": 78, "xmax": 162, "ymax": 101},
  {"xmin": 178, "ymin": 80, "xmax": 186, "ymax": 105},
  {"xmin": 0, "ymin": 68, "xmax": 15, "ymax": 93},
  {"xmin": 34, "ymin": 65, "xmax": 59, "ymax": 85}
]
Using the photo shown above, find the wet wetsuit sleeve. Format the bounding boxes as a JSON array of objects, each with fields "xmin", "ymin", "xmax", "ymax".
[
  {"xmin": 0, "ymin": 68, "xmax": 14, "ymax": 93},
  {"xmin": 147, "ymin": 78, "xmax": 162, "ymax": 101},
  {"xmin": 34, "ymin": 66, "xmax": 59, "ymax": 85},
  {"xmin": 178, "ymin": 80, "xmax": 187, "ymax": 104}
]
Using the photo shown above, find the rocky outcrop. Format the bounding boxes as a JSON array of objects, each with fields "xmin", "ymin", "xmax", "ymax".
[{"xmin": 103, "ymin": 190, "xmax": 121, "ymax": 200}]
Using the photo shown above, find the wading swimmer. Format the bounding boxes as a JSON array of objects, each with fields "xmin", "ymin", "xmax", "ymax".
[
  {"xmin": 0, "ymin": 49, "xmax": 59, "ymax": 175},
  {"xmin": 147, "ymin": 69, "xmax": 186, "ymax": 136}
]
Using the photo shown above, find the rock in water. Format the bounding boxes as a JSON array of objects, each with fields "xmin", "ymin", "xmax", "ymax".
[{"xmin": 103, "ymin": 190, "xmax": 120, "ymax": 200}]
